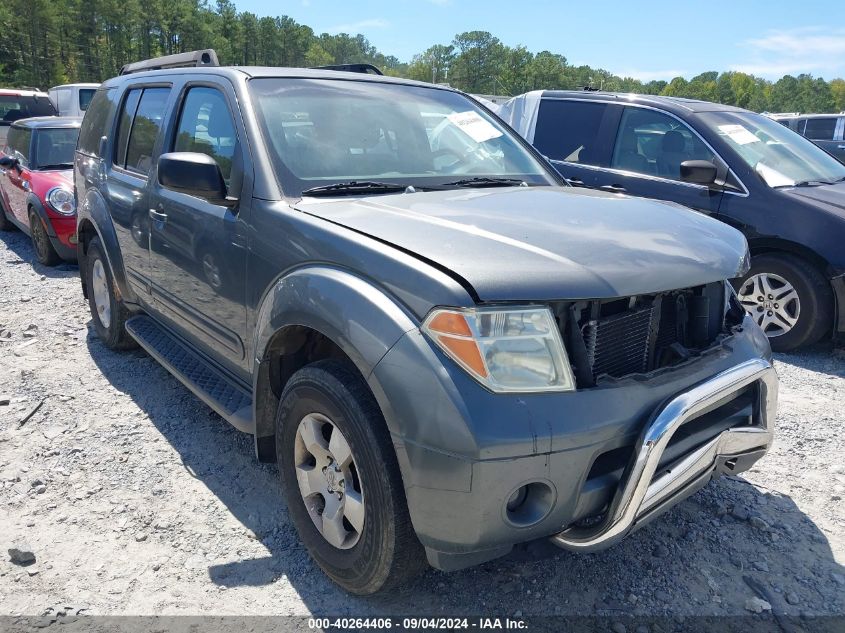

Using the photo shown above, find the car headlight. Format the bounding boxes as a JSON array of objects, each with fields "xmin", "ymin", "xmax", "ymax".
[
  {"xmin": 46, "ymin": 187, "xmax": 76, "ymax": 215},
  {"xmin": 422, "ymin": 306, "xmax": 575, "ymax": 393}
]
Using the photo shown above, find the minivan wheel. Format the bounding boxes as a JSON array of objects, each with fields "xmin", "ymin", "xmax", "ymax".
[
  {"xmin": 276, "ymin": 359, "xmax": 425, "ymax": 595},
  {"xmin": 737, "ymin": 253, "xmax": 832, "ymax": 352},
  {"xmin": 29, "ymin": 210, "xmax": 61, "ymax": 266},
  {"xmin": 84, "ymin": 237, "xmax": 137, "ymax": 350}
]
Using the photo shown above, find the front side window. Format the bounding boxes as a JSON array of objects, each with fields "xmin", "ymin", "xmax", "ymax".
[
  {"xmin": 533, "ymin": 99, "xmax": 608, "ymax": 165},
  {"xmin": 33, "ymin": 128, "xmax": 80, "ymax": 169},
  {"xmin": 611, "ymin": 107, "xmax": 715, "ymax": 181},
  {"xmin": 114, "ymin": 87, "xmax": 171, "ymax": 175},
  {"xmin": 173, "ymin": 87, "xmax": 237, "ymax": 181},
  {"xmin": 701, "ymin": 111, "xmax": 845, "ymax": 188},
  {"xmin": 249, "ymin": 78, "xmax": 552, "ymax": 197},
  {"xmin": 78, "ymin": 89, "xmax": 96, "ymax": 112},
  {"xmin": 803, "ymin": 118, "xmax": 836, "ymax": 141},
  {"xmin": 4, "ymin": 126, "xmax": 32, "ymax": 167}
]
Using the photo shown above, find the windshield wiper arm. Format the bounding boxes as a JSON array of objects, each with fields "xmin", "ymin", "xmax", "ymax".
[
  {"xmin": 442, "ymin": 177, "xmax": 527, "ymax": 188},
  {"xmin": 38, "ymin": 163, "xmax": 73, "ymax": 170},
  {"xmin": 791, "ymin": 179, "xmax": 835, "ymax": 187},
  {"xmin": 301, "ymin": 181, "xmax": 410, "ymax": 196}
]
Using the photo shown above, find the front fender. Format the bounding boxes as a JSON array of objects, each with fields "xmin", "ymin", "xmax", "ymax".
[
  {"xmin": 78, "ymin": 187, "xmax": 137, "ymax": 305},
  {"xmin": 25, "ymin": 195, "xmax": 53, "ymax": 234}
]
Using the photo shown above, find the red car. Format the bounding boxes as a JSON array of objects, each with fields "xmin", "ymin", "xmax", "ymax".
[{"xmin": 0, "ymin": 117, "xmax": 80, "ymax": 265}]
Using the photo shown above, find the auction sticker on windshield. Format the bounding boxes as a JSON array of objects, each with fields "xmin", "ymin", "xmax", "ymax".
[
  {"xmin": 717, "ymin": 124, "xmax": 760, "ymax": 145},
  {"xmin": 447, "ymin": 111, "xmax": 503, "ymax": 143}
]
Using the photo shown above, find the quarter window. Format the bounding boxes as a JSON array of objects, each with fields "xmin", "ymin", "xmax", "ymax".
[
  {"xmin": 611, "ymin": 107, "xmax": 715, "ymax": 181},
  {"xmin": 803, "ymin": 118, "xmax": 837, "ymax": 141},
  {"xmin": 173, "ymin": 87, "xmax": 237, "ymax": 181},
  {"xmin": 533, "ymin": 100, "xmax": 608, "ymax": 165}
]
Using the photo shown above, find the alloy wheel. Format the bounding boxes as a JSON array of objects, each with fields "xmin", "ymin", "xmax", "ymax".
[
  {"xmin": 738, "ymin": 272, "xmax": 800, "ymax": 338},
  {"xmin": 294, "ymin": 413, "xmax": 365, "ymax": 549},
  {"xmin": 91, "ymin": 258, "xmax": 112, "ymax": 328}
]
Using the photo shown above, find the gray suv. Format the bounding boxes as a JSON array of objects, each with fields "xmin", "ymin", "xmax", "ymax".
[{"xmin": 75, "ymin": 50, "xmax": 777, "ymax": 595}]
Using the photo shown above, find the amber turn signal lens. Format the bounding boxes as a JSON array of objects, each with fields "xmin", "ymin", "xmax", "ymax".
[
  {"xmin": 436, "ymin": 335, "xmax": 488, "ymax": 378},
  {"xmin": 427, "ymin": 311, "xmax": 473, "ymax": 337}
]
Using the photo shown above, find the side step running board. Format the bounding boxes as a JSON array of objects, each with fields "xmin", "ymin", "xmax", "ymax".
[{"xmin": 125, "ymin": 315, "xmax": 254, "ymax": 433}]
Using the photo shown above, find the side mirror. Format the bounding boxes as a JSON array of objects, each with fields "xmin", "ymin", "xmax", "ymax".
[
  {"xmin": 680, "ymin": 160, "xmax": 718, "ymax": 186},
  {"xmin": 0, "ymin": 155, "xmax": 19, "ymax": 170},
  {"xmin": 157, "ymin": 152, "xmax": 236, "ymax": 207}
]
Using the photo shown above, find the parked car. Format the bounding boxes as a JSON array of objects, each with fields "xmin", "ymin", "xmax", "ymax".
[
  {"xmin": 48, "ymin": 83, "xmax": 101, "ymax": 118},
  {"xmin": 770, "ymin": 112, "xmax": 845, "ymax": 163},
  {"xmin": 0, "ymin": 116, "xmax": 80, "ymax": 264},
  {"xmin": 500, "ymin": 91, "xmax": 845, "ymax": 351},
  {"xmin": 0, "ymin": 89, "xmax": 57, "ymax": 145},
  {"xmin": 75, "ymin": 51, "xmax": 776, "ymax": 595}
]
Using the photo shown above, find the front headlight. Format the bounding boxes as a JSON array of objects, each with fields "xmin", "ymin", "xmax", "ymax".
[
  {"xmin": 46, "ymin": 187, "xmax": 76, "ymax": 215},
  {"xmin": 422, "ymin": 306, "xmax": 575, "ymax": 393}
]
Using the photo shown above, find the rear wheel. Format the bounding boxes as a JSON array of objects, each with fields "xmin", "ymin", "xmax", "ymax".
[
  {"xmin": 276, "ymin": 359, "xmax": 425, "ymax": 595},
  {"xmin": 84, "ymin": 237, "xmax": 137, "ymax": 350},
  {"xmin": 29, "ymin": 210, "xmax": 61, "ymax": 266},
  {"xmin": 737, "ymin": 253, "xmax": 832, "ymax": 351}
]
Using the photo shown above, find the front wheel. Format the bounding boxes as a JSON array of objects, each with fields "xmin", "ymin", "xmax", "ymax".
[
  {"xmin": 276, "ymin": 360, "xmax": 425, "ymax": 595},
  {"xmin": 29, "ymin": 210, "xmax": 61, "ymax": 266},
  {"xmin": 736, "ymin": 253, "xmax": 833, "ymax": 352},
  {"xmin": 84, "ymin": 237, "xmax": 137, "ymax": 350}
]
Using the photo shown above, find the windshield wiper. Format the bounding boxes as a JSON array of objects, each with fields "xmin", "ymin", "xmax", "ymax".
[
  {"xmin": 442, "ymin": 177, "xmax": 527, "ymax": 188},
  {"xmin": 38, "ymin": 163, "xmax": 73, "ymax": 170},
  {"xmin": 301, "ymin": 181, "xmax": 410, "ymax": 196},
  {"xmin": 791, "ymin": 179, "xmax": 835, "ymax": 187}
]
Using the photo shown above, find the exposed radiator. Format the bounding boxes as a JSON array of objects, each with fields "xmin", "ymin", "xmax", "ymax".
[{"xmin": 581, "ymin": 306, "xmax": 655, "ymax": 379}]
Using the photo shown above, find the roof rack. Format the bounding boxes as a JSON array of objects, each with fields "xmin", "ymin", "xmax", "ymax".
[
  {"xmin": 120, "ymin": 50, "xmax": 219, "ymax": 76},
  {"xmin": 312, "ymin": 63, "xmax": 384, "ymax": 76}
]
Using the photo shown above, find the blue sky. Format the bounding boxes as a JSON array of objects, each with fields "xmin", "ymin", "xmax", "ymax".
[{"xmin": 236, "ymin": 0, "xmax": 845, "ymax": 80}]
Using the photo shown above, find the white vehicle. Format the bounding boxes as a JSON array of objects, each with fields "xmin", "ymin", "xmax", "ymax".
[{"xmin": 48, "ymin": 83, "xmax": 100, "ymax": 117}]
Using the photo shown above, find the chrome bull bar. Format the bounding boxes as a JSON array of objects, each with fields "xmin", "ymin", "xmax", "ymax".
[{"xmin": 552, "ymin": 357, "xmax": 778, "ymax": 552}]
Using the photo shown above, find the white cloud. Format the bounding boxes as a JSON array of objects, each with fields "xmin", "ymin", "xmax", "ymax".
[
  {"xmin": 732, "ymin": 27, "xmax": 845, "ymax": 78},
  {"xmin": 326, "ymin": 18, "xmax": 390, "ymax": 34}
]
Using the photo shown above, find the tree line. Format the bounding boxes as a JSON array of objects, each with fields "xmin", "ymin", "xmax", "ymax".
[{"xmin": 1, "ymin": 0, "xmax": 843, "ymax": 113}]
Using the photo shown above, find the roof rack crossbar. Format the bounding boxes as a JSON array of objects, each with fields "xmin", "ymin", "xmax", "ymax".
[
  {"xmin": 312, "ymin": 63, "xmax": 384, "ymax": 76},
  {"xmin": 120, "ymin": 50, "xmax": 219, "ymax": 76}
]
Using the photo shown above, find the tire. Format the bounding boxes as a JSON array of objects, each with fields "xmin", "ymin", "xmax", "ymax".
[
  {"xmin": 84, "ymin": 237, "xmax": 137, "ymax": 350},
  {"xmin": 0, "ymin": 198, "xmax": 15, "ymax": 231},
  {"xmin": 28, "ymin": 210, "xmax": 62, "ymax": 266},
  {"xmin": 736, "ymin": 253, "xmax": 833, "ymax": 352},
  {"xmin": 276, "ymin": 359, "xmax": 426, "ymax": 595}
]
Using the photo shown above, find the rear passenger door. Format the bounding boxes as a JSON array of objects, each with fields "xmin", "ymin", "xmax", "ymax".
[
  {"xmin": 594, "ymin": 106, "xmax": 725, "ymax": 215},
  {"xmin": 107, "ymin": 85, "xmax": 172, "ymax": 298},
  {"xmin": 804, "ymin": 117, "xmax": 845, "ymax": 163},
  {"xmin": 148, "ymin": 82, "xmax": 249, "ymax": 375},
  {"xmin": 531, "ymin": 98, "xmax": 617, "ymax": 188}
]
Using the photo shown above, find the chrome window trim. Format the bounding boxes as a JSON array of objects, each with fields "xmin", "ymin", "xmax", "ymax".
[{"xmin": 540, "ymin": 97, "xmax": 750, "ymax": 197}]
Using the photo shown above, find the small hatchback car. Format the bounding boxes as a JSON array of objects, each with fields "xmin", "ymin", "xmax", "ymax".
[
  {"xmin": 75, "ymin": 51, "xmax": 777, "ymax": 595},
  {"xmin": 0, "ymin": 117, "xmax": 80, "ymax": 265}
]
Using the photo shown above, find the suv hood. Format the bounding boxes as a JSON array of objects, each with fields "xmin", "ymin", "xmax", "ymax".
[{"xmin": 296, "ymin": 186, "xmax": 748, "ymax": 301}]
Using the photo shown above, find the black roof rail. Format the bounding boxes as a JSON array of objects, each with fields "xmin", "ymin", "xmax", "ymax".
[
  {"xmin": 312, "ymin": 63, "xmax": 384, "ymax": 76},
  {"xmin": 120, "ymin": 50, "xmax": 219, "ymax": 76}
]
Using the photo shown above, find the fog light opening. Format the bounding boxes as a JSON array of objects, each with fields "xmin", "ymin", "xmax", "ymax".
[{"xmin": 503, "ymin": 481, "xmax": 555, "ymax": 527}]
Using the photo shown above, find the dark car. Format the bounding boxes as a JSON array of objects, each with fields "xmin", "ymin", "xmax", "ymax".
[
  {"xmin": 75, "ymin": 51, "xmax": 776, "ymax": 594},
  {"xmin": 0, "ymin": 89, "xmax": 57, "ymax": 145},
  {"xmin": 500, "ymin": 91, "xmax": 845, "ymax": 351},
  {"xmin": 772, "ymin": 112, "xmax": 845, "ymax": 163},
  {"xmin": 0, "ymin": 116, "xmax": 81, "ymax": 264}
]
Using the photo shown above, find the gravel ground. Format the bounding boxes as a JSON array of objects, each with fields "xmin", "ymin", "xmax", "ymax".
[{"xmin": 1, "ymin": 228, "xmax": 844, "ymax": 624}]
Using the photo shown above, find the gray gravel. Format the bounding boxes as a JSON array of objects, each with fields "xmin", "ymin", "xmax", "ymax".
[{"xmin": 1, "ymin": 228, "xmax": 844, "ymax": 618}]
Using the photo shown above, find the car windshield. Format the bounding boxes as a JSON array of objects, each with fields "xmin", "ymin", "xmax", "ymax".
[
  {"xmin": 249, "ymin": 78, "xmax": 553, "ymax": 197},
  {"xmin": 33, "ymin": 127, "xmax": 79, "ymax": 169},
  {"xmin": 700, "ymin": 111, "xmax": 845, "ymax": 188},
  {"xmin": 0, "ymin": 95, "xmax": 56, "ymax": 125}
]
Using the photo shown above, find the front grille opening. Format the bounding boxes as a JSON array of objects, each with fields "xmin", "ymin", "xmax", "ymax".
[{"xmin": 556, "ymin": 281, "xmax": 733, "ymax": 386}]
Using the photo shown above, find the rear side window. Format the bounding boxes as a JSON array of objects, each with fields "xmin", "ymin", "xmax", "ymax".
[
  {"xmin": 79, "ymin": 89, "xmax": 96, "ymax": 111},
  {"xmin": 115, "ymin": 87, "xmax": 171, "ymax": 175},
  {"xmin": 77, "ymin": 88, "xmax": 117, "ymax": 157},
  {"xmin": 803, "ymin": 118, "xmax": 836, "ymax": 140},
  {"xmin": 533, "ymin": 99, "xmax": 609, "ymax": 165},
  {"xmin": 173, "ymin": 87, "xmax": 237, "ymax": 181}
]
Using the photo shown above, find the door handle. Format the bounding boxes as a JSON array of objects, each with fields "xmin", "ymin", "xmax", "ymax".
[
  {"xmin": 149, "ymin": 209, "xmax": 168, "ymax": 222},
  {"xmin": 600, "ymin": 184, "xmax": 626, "ymax": 193},
  {"xmin": 566, "ymin": 178, "xmax": 585, "ymax": 187}
]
